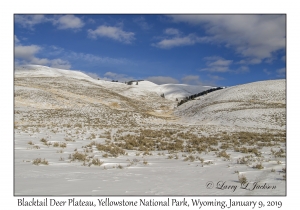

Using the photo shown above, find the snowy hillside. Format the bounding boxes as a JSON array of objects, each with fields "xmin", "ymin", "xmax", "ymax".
[
  {"xmin": 15, "ymin": 65, "xmax": 92, "ymax": 80},
  {"xmin": 156, "ymin": 83, "xmax": 213, "ymax": 101},
  {"xmin": 15, "ymin": 65, "xmax": 213, "ymax": 102},
  {"xmin": 14, "ymin": 65, "xmax": 286, "ymax": 196},
  {"xmin": 136, "ymin": 81, "xmax": 214, "ymax": 101},
  {"xmin": 175, "ymin": 80, "xmax": 286, "ymax": 130}
]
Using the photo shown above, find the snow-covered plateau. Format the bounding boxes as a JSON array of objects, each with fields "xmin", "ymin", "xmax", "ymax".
[{"xmin": 14, "ymin": 65, "xmax": 286, "ymax": 195}]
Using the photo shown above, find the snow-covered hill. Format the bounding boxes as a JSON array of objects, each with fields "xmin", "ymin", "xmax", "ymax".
[
  {"xmin": 15, "ymin": 65, "xmax": 92, "ymax": 80},
  {"xmin": 175, "ymin": 79, "xmax": 286, "ymax": 129},
  {"xmin": 15, "ymin": 65, "xmax": 213, "ymax": 101},
  {"xmin": 14, "ymin": 65, "xmax": 286, "ymax": 196},
  {"xmin": 139, "ymin": 81, "xmax": 214, "ymax": 101}
]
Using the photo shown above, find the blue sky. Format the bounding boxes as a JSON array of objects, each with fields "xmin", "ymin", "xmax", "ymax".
[{"xmin": 14, "ymin": 14, "xmax": 286, "ymax": 86}]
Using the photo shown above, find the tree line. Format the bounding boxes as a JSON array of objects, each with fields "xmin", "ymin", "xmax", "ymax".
[
  {"xmin": 126, "ymin": 80, "xmax": 144, "ymax": 85},
  {"xmin": 177, "ymin": 87, "xmax": 224, "ymax": 107}
]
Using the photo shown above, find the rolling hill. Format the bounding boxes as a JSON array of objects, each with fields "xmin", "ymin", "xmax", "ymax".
[{"xmin": 14, "ymin": 65, "xmax": 286, "ymax": 196}]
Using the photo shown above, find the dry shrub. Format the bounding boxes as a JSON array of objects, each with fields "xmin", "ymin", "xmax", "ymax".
[
  {"xmin": 33, "ymin": 158, "xmax": 48, "ymax": 165},
  {"xmin": 91, "ymin": 158, "xmax": 104, "ymax": 166},
  {"xmin": 216, "ymin": 150, "xmax": 230, "ymax": 160},
  {"xmin": 238, "ymin": 174, "xmax": 247, "ymax": 185},
  {"xmin": 254, "ymin": 163, "xmax": 264, "ymax": 169},
  {"xmin": 71, "ymin": 151, "xmax": 88, "ymax": 161}
]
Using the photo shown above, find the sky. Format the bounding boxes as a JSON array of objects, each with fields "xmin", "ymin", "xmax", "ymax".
[{"xmin": 14, "ymin": 14, "xmax": 286, "ymax": 87}]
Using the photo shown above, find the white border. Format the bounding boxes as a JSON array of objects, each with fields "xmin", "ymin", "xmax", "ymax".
[{"xmin": 3, "ymin": 0, "xmax": 297, "ymax": 209}]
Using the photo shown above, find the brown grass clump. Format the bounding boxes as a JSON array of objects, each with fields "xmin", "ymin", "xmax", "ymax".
[
  {"xmin": 40, "ymin": 138, "xmax": 52, "ymax": 146},
  {"xmin": 71, "ymin": 151, "xmax": 88, "ymax": 161},
  {"xmin": 167, "ymin": 155, "xmax": 173, "ymax": 159},
  {"xmin": 91, "ymin": 158, "xmax": 104, "ymax": 166},
  {"xmin": 254, "ymin": 163, "xmax": 264, "ymax": 169},
  {"xmin": 53, "ymin": 142, "xmax": 67, "ymax": 148},
  {"xmin": 143, "ymin": 150, "xmax": 152, "ymax": 156},
  {"xmin": 235, "ymin": 147, "xmax": 261, "ymax": 157},
  {"xmin": 53, "ymin": 142, "xmax": 59, "ymax": 147},
  {"xmin": 60, "ymin": 142, "xmax": 67, "ymax": 148},
  {"xmin": 32, "ymin": 158, "xmax": 48, "ymax": 165},
  {"xmin": 116, "ymin": 164, "xmax": 123, "ymax": 169},
  {"xmin": 237, "ymin": 157, "xmax": 249, "ymax": 165},
  {"xmin": 238, "ymin": 174, "xmax": 247, "ymax": 185},
  {"xmin": 183, "ymin": 155, "xmax": 195, "ymax": 162},
  {"xmin": 143, "ymin": 159, "xmax": 148, "ymax": 165},
  {"xmin": 216, "ymin": 150, "xmax": 230, "ymax": 160},
  {"xmin": 64, "ymin": 137, "xmax": 75, "ymax": 142},
  {"xmin": 271, "ymin": 148, "xmax": 285, "ymax": 158},
  {"xmin": 96, "ymin": 143, "xmax": 126, "ymax": 157},
  {"xmin": 40, "ymin": 138, "xmax": 47, "ymax": 143}
]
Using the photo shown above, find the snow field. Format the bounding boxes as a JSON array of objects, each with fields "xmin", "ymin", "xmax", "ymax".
[{"xmin": 14, "ymin": 65, "xmax": 286, "ymax": 195}]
